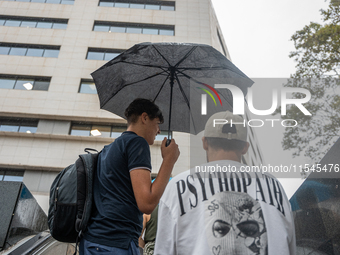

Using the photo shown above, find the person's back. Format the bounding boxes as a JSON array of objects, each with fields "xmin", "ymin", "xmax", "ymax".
[
  {"xmin": 84, "ymin": 131, "xmax": 150, "ymax": 249},
  {"xmin": 154, "ymin": 111, "xmax": 296, "ymax": 255},
  {"xmin": 80, "ymin": 98, "xmax": 180, "ymax": 255}
]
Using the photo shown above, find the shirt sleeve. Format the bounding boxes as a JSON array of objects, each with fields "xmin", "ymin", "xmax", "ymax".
[
  {"xmin": 154, "ymin": 200, "xmax": 177, "ymax": 255},
  {"xmin": 127, "ymin": 136, "xmax": 152, "ymax": 172}
]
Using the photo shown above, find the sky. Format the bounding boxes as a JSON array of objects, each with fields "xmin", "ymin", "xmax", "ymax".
[{"xmin": 210, "ymin": 0, "xmax": 330, "ymax": 198}]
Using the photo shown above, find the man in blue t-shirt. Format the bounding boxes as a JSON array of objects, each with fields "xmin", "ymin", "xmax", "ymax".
[{"xmin": 80, "ymin": 98, "xmax": 180, "ymax": 255}]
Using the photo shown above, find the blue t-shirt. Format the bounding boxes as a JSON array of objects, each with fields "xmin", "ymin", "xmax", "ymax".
[{"xmin": 84, "ymin": 131, "xmax": 152, "ymax": 249}]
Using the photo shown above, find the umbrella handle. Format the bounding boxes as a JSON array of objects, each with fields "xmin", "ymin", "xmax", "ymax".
[{"xmin": 166, "ymin": 139, "xmax": 171, "ymax": 147}]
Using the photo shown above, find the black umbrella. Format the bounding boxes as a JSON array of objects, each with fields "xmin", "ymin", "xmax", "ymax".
[{"xmin": 91, "ymin": 42, "xmax": 253, "ymax": 139}]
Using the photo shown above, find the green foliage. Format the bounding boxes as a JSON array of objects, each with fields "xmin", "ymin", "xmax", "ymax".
[{"xmin": 280, "ymin": 0, "xmax": 340, "ymax": 163}]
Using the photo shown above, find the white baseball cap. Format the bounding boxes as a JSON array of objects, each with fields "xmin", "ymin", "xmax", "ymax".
[{"xmin": 204, "ymin": 111, "xmax": 247, "ymax": 142}]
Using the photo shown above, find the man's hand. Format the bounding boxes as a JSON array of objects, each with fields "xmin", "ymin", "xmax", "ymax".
[{"xmin": 161, "ymin": 138, "xmax": 180, "ymax": 165}]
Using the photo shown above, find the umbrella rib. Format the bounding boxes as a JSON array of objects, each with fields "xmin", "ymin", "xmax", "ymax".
[
  {"xmin": 174, "ymin": 46, "xmax": 198, "ymax": 68},
  {"xmin": 117, "ymin": 70, "xmax": 169, "ymax": 88},
  {"xmin": 174, "ymin": 72, "xmax": 198, "ymax": 134},
  {"xmin": 176, "ymin": 69, "xmax": 234, "ymax": 110},
  {"xmin": 177, "ymin": 67, "xmax": 234, "ymax": 71},
  {"xmin": 118, "ymin": 60, "xmax": 168, "ymax": 69},
  {"xmin": 152, "ymin": 75, "xmax": 169, "ymax": 102},
  {"xmin": 152, "ymin": 45, "xmax": 172, "ymax": 66},
  {"xmin": 176, "ymin": 69, "xmax": 201, "ymax": 83}
]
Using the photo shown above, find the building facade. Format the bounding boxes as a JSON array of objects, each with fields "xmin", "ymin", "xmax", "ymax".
[{"xmin": 0, "ymin": 0, "xmax": 263, "ymax": 213}]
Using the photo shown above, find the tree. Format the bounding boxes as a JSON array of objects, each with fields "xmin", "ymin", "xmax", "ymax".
[{"xmin": 278, "ymin": 0, "xmax": 340, "ymax": 163}]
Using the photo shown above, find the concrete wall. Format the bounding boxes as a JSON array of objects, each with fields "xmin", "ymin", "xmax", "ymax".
[{"xmin": 0, "ymin": 0, "xmax": 234, "ymax": 212}]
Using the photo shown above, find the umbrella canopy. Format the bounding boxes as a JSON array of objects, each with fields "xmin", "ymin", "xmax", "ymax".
[
  {"xmin": 290, "ymin": 180, "xmax": 331, "ymax": 211},
  {"xmin": 91, "ymin": 42, "xmax": 253, "ymax": 136}
]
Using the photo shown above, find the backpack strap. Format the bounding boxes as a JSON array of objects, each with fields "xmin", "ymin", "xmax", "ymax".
[{"xmin": 84, "ymin": 148, "xmax": 99, "ymax": 154}]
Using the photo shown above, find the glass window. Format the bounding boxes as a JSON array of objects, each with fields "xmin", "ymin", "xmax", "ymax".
[
  {"xmin": 99, "ymin": 1, "xmax": 114, "ymax": 7},
  {"xmin": 52, "ymin": 23, "xmax": 67, "ymax": 29},
  {"xmin": 61, "ymin": 0, "xmax": 74, "ymax": 4},
  {"xmin": 3, "ymin": 170, "xmax": 24, "ymax": 182},
  {"xmin": 145, "ymin": 4, "xmax": 160, "ymax": 10},
  {"xmin": 43, "ymin": 49, "xmax": 59, "ymax": 58},
  {"xmin": 0, "ymin": 78, "xmax": 16, "ymax": 89},
  {"xmin": 126, "ymin": 27, "xmax": 142, "ymax": 34},
  {"xmin": 104, "ymin": 52, "xmax": 120, "ymax": 61},
  {"xmin": 70, "ymin": 124, "xmax": 91, "ymax": 136},
  {"xmin": 3, "ymin": 175, "xmax": 24, "ymax": 182},
  {"xmin": 9, "ymin": 47, "xmax": 27, "ymax": 56},
  {"xmin": 33, "ymin": 80, "xmax": 50, "ymax": 90},
  {"xmin": 0, "ymin": 19, "xmax": 6, "ymax": 26},
  {"xmin": 142, "ymin": 28, "xmax": 159, "ymax": 35},
  {"xmin": 93, "ymin": 25, "xmax": 110, "ymax": 32},
  {"xmin": 4, "ymin": 20, "xmax": 21, "ymax": 27},
  {"xmin": 0, "ymin": 46, "xmax": 10, "ymax": 55},
  {"xmin": 37, "ymin": 22, "xmax": 53, "ymax": 29},
  {"xmin": 91, "ymin": 125, "xmax": 111, "ymax": 138},
  {"xmin": 0, "ymin": 124, "xmax": 21, "ymax": 132},
  {"xmin": 31, "ymin": 0, "xmax": 46, "ymax": 2},
  {"xmin": 155, "ymin": 131, "xmax": 169, "ymax": 141},
  {"xmin": 159, "ymin": 29, "xmax": 174, "ymax": 36},
  {"xmin": 14, "ymin": 79, "xmax": 34, "ymax": 90},
  {"xmin": 160, "ymin": 5, "xmax": 175, "ymax": 11},
  {"xmin": 0, "ymin": 124, "xmax": 19, "ymax": 132},
  {"xmin": 110, "ymin": 26, "xmax": 126, "ymax": 33},
  {"xmin": 79, "ymin": 82, "xmax": 97, "ymax": 94},
  {"xmin": 111, "ymin": 126, "xmax": 126, "ymax": 138},
  {"xmin": 46, "ymin": 0, "xmax": 61, "ymax": 3},
  {"xmin": 87, "ymin": 51, "xmax": 104, "ymax": 60},
  {"xmin": 26, "ymin": 48, "xmax": 44, "ymax": 57},
  {"xmin": 19, "ymin": 126, "xmax": 37, "ymax": 133},
  {"xmin": 130, "ymin": 3, "xmax": 145, "ymax": 9},
  {"xmin": 114, "ymin": 2, "xmax": 129, "ymax": 8},
  {"xmin": 21, "ymin": 21, "xmax": 37, "ymax": 28}
]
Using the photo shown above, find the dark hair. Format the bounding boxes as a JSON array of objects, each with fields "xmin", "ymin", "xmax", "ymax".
[
  {"xmin": 124, "ymin": 98, "xmax": 164, "ymax": 125},
  {"xmin": 205, "ymin": 137, "xmax": 247, "ymax": 152}
]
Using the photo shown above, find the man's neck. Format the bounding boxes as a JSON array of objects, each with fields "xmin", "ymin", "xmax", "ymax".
[
  {"xmin": 127, "ymin": 125, "xmax": 141, "ymax": 137},
  {"xmin": 207, "ymin": 149, "xmax": 241, "ymax": 163}
]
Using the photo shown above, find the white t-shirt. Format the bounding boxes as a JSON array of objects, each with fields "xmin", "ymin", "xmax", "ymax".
[{"xmin": 155, "ymin": 160, "xmax": 296, "ymax": 255}]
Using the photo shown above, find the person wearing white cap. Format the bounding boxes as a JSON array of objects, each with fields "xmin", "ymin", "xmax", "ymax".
[{"xmin": 154, "ymin": 111, "xmax": 296, "ymax": 255}]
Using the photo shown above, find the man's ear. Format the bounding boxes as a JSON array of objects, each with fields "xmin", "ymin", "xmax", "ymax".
[
  {"xmin": 141, "ymin": 112, "xmax": 148, "ymax": 124},
  {"xmin": 202, "ymin": 137, "xmax": 209, "ymax": 151},
  {"xmin": 241, "ymin": 142, "xmax": 250, "ymax": 155}
]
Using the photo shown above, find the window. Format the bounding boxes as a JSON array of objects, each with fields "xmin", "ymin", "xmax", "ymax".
[
  {"xmin": 69, "ymin": 122, "xmax": 169, "ymax": 141},
  {"xmin": 70, "ymin": 122, "xmax": 127, "ymax": 138},
  {"xmin": 0, "ymin": 169, "xmax": 24, "ymax": 182},
  {"xmin": 3, "ymin": 0, "xmax": 74, "ymax": 4},
  {"xmin": 0, "ymin": 43, "xmax": 60, "ymax": 58},
  {"xmin": 156, "ymin": 131, "xmax": 170, "ymax": 141},
  {"xmin": 98, "ymin": 0, "xmax": 175, "ymax": 11},
  {"xmin": 86, "ymin": 48, "xmax": 123, "ymax": 61},
  {"xmin": 0, "ymin": 117, "xmax": 38, "ymax": 133},
  {"xmin": 79, "ymin": 80, "xmax": 97, "ymax": 94},
  {"xmin": 249, "ymin": 126, "xmax": 255, "ymax": 138},
  {"xmin": 217, "ymin": 29, "xmax": 227, "ymax": 56},
  {"xmin": 0, "ymin": 75, "xmax": 50, "ymax": 91},
  {"xmin": 250, "ymin": 141, "xmax": 257, "ymax": 158},
  {"xmin": 93, "ymin": 21, "xmax": 174, "ymax": 36},
  {"xmin": 256, "ymin": 145, "xmax": 263, "ymax": 163},
  {"xmin": 0, "ymin": 15, "xmax": 68, "ymax": 29}
]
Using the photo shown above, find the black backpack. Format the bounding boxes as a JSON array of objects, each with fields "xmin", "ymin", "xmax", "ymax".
[{"xmin": 48, "ymin": 148, "xmax": 100, "ymax": 247}]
